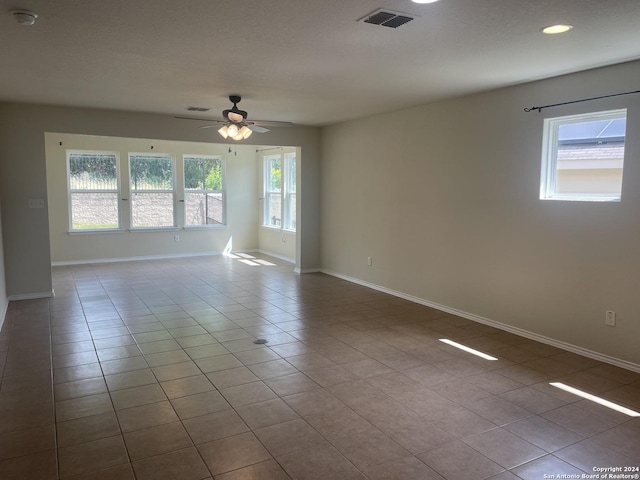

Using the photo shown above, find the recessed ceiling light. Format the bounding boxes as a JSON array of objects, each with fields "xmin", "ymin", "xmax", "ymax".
[
  {"xmin": 412, "ymin": 0, "xmax": 439, "ymax": 3},
  {"xmin": 542, "ymin": 24, "xmax": 573, "ymax": 34}
]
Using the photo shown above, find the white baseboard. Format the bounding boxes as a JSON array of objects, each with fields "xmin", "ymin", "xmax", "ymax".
[
  {"xmin": 257, "ymin": 249, "xmax": 295, "ymax": 264},
  {"xmin": 0, "ymin": 299, "xmax": 8, "ymax": 332},
  {"xmin": 52, "ymin": 251, "xmax": 222, "ymax": 266},
  {"xmin": 321, "ymin": 269, "xmax": 640, "ymax": 374},
  {"xmin": 294, "ymin": 267, "xmax": 322, "ymax": 274},
  {"xmin": 7, "ymin": 291, "xmax": 55, "ymax": 301}
]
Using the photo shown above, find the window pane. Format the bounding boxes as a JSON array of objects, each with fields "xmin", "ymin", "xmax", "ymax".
[
  {"xmin": 71, "ymin": 193, "xmax": 119, "ymax": 229},
  {"xmin": 184, "ymin": 156, "xmax": 223, "ymax": 191},
  {"xmin": 185, "ymin": 192, "xmax": 224, "ymax": 225},
  {"xmin": 287, "ymin": 154, "xmax": 296, "ymax": 193},
  {"xmin": 131, "ymin": 193, "xmax": 174, "ymax": 227},
  {"xmin": 267, "ymin": 193, "xmax": 281, "ymax": 227},
  {"xmin": 130, "ymin": 155, "xmax": 173, "ymax": 190},
  {"xmin": 286, "ymin": 193, "xmax": 296, "ymax": 231},
  {"xmin": 267, "ymin": 156, "xmax": 282, "ymax": 192},
  {"xmin": 69, "ymin": 153, "xmax": 117, "ymax": 190}
]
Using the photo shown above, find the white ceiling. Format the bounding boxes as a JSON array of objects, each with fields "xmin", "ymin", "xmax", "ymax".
[{"xmin": 1, "ymin": 0, "xmax": 640, "ymax": 126}]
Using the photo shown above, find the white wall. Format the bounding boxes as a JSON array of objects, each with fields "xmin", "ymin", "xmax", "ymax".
[
  {"xmin": 45, "ymin": 133, "xmax": 258, "ymax": 263},
  {"xmin": 0, "ymin": 103, "xmax": 321, "ymax": 297},
  {"xmin": 321, "ymin": 60, "xmax": 640, "ymax": 367}
]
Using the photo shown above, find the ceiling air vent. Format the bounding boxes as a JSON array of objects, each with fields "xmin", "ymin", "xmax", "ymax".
[
  {"xmin": 360, "ymin": 9, "xmax": 416, "ymax": 28},
  {"xmin": 187, "ymin": 106, "xmax": 210, "ymax": 112}
]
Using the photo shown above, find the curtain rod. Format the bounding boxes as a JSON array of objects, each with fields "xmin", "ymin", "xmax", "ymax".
[
  {"xmin": 524, "ymin": 89, "xmax": 640, "ymax": 113},
  {"xmin": 255, "ymin": 147, "xmax": 284, "ymax": 152}
]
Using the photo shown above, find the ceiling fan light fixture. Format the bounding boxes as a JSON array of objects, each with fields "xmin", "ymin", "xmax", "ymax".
[
  {"xmin": 239, "ymin": 126, "xmax": 252, "ymax": 139},
  {"xmin": 218, "ymin": 126, "xmax": 229, "ymax": 139},
  {"xmin": 227, "ymin": 124, "xmax": 239, "ymax": 137}
]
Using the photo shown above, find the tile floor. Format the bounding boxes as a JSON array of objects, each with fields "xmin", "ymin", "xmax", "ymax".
[{"xmin": 0, "ymin": 254, "xmax": 639, "ymax": 479}]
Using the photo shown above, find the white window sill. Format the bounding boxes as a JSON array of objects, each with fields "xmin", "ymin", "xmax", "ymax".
[
  {"xmin": 129, "ymin": 227, "xmax": 180, "ymax": 232},
  {"xmin": 68, "ymin": 229, "xmax": 124, "ymax": 235},
  {"xmin": 184, "ymin": 225, "xmax": 227, "ymax": 230},
  {"xmin": 541, "ymin": 195, "xmax": 621, "ymax": 203}
]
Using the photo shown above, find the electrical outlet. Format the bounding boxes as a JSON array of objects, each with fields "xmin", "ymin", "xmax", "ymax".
[
  {"xmin": 605, "ymin": 310, "xmax": 616, "ymax": 327},
  {"xmin": 367, "ymin": 256, "xmax": 372, "ymax": 266},
  {"xmin": 281, "ymin": 236, "xmax": 286, "ymax": 244},
  {"xmin": 174, "ymin": 235, "xmax": 180, "ymax": 243}
]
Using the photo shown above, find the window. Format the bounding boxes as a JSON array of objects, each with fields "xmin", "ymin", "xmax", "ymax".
[
  {"xmin": 283, "ymin": 152, "xmax": 296, "ymax": 230},
  {"xmin": 67, "ymin": 150, "xmax": 120, "ymax": 231},
  {"xmin": 262, "ymin": 151, "xmax": 297, "ymax": 231},
  {"xmin": 540, "ymin": 109, "xmax": 626, "ymax": 201},
  {"xmin": 264, "ymin": 154, "xmax": 282, "ymax": 228},
  {"xmin": 184, "ymin": 155, "xmax": 225, "ymax": 226},
  {"xmin": 130, "ymin": 153, "xmax": 175, "ymax": 228}
]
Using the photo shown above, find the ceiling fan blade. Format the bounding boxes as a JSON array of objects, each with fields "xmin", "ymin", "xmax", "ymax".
[
  {"xmin": 251, "ymin": 120, "xmax": 294, "ymax": 127},
  {"xmin": 174, "ymin": 116, "xmax": 219, "ymax": 122},
  {"xmin": 248, "ymin": 125, "xmax": 270, "ymax": 133},
  {"xmin": 199, "ymin": 124, "xmax": 225, "ymax": 129}
]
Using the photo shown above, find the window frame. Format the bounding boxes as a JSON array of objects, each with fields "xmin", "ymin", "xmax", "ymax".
[
  {"xmin": 129, "ymin": 152, "xmax": 177, "ymax": 230},
  {"xmin": 283, "ymin": 152, "xmax": 296, "ymax": 231},
  {"xmin": 66, "ymin": 149, "xmax": 122, "ymax": 233},
  {"xmin": 183, "ymin": 154, "xmax": 226, "ymax": 228},
  {"xmin": 540, "ymin": 109, "xmax": 626, "ymax": 202},
  {"xmin": 263, "ymin": 154, "xmax": 283, "ymax": 229}
]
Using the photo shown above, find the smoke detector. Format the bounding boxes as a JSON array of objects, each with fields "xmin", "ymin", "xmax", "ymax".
[{"xmin": 10, "ymin": 9, "xmax": 38, "ymax": 26}]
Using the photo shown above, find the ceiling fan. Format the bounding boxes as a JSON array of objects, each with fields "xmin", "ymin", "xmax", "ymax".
[{"xmin": 176, "ymin": 95, "xmax": 293, "ymax": 141}]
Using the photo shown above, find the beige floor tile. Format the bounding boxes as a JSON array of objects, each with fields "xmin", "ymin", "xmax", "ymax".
[
  {"xmin": 214, "ymin": 459, "xmax": 290, "ymax": 480},
  {"xmin": 104, "ymin": 368, "xmax": 157, "ymax": 392},
  {"xmin": 331, "ymin": 428, "xmax": 413, "ymax": 471},
  {"xmin": 116, "ymin": 400, "xmax": 179, "ymax": 433},
  {"xmin": 220, "ymin": 381, "xmax": 278, "ymax": 407},
  {"xmin": 282, "ymin": 389, "xmax": 345, "ymax": 416},
  {"xmin": 132, "ymin": 446, "xmax": 210, "ymax": 480},
  {"xmin": 591, "ymin": 423, "xmax": 640, "ymax": 461},
  {"xmin": 499, "ymin": 386, "xmax": 568, "ymax": 414},
  {"xmin": 56, "ymin": 392, "xmax": 114, "ymax": 422},
  {"xmin": 254, "ymin": 418, "xmax": 329, "ymax": 457},
  {"xmin": 277, "ymin": 444, "xmax": 365, "ymax": 480},
  {"xmin": 542, "ymin": 404, "xmax": 619, "ymax": 437},
  {"xmin": 0, "ymin": 424, "xmax": 56, "ymax": 461},
  {"xmin": 418, "ymin": 440, "xmax": 504, "ymax": 480},
  {"xmin": 0, "ymin": 449, "xmax": 57, "ymax": 480},
  {"xmin": 57, "ymin": 411, "xmax": 121, "ymax": 447},
  {"xmin": 504, "ymin": 416, "xmax": 583, "ymax": 453},
  {"xmin": 305, "ymin": 406, "xmax": 371, "ymax": 439},
  {"xmin": 197, "ymin": 432, "xmax": 271, "ymax": 476},
  {"xmin": 511, "ymin": 454, "xmax": 585, "ymax": 480},
  {"xmin": 54, "ymin": 363, "xmax": 104, "ymax": 384},
  {"xmin": 237, "ymin": 398, "xmax": 300, "ymax": 430},
  {"xmin": 207, "ymin": 366, "xmax": 260, "ymax": 388},
  {"xmin": 464, "ymin": 395, "xmax": 533, "ymax": 426},
  {"xmin": 123, "ymin": 421, "xmax": 192, "ymax": 460},
  {"xmin": 110, "ymin": 383, "xmax": 167, "ymax": 410},
  {"xmin": 100, "ymin": 356, "xmax": 149, "ymax": 375},
  {"xmin": 264, "ymin": 372, "xmax": 321, "ymax": 397},
  {"xmin": 160, "ymin": 374, "xmax": 215, "ymax": 399},
  {"xmin": 194, "ymin": 354, "xmax": 243, "ymax": 373},
  {"xmin": 555, "ymin": 439, "xmax": 637, "ymax": 472},
  {"xmin": 55, "ymin": 377, "xmax": 108, "ymax": 401},
  {"xmin": 58, "ymin": 435, "xmax": 129, "ymax": 478},
  {"xmin": 170, "ymin": 390, "xmax": 230, "ymax": 419},
  {"xmin": 151, "ymin": 361, "xmax": 201, "ymax": 381},
  {"xmin": 462, "ymin": 428, "xmax": 546, "ymax": 469},
  {"xmin": 182, "ymin": 410, "xmax": 249, "ymax": 444},
  {"xmin": 63, "ymin": 463, "xmax": 135, "ymax": 480}
]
